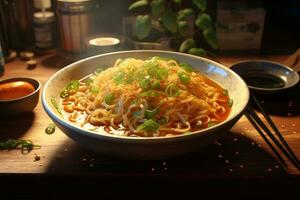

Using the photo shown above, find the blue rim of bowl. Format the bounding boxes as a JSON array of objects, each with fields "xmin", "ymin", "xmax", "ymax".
[
  {"xmin": 42, "ymin": 50, "xmax": 250, "ymax": 142},
  {"xmin": 230, "ymin": 60, "xmax": 300, "ymax": 93},
  {"xmin": 0, "ymin": 77, "xmax": 41, "ymax": 102}
]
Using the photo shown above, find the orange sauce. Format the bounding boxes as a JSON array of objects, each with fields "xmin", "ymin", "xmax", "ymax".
[{"xmin": 0, "ymin": 81, "xmax": 35, "ymax": 100}]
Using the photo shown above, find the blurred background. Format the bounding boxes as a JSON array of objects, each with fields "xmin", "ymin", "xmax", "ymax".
[{"xmin": 1, "ymin": 0, "xmax": 300, "ymax": 64}]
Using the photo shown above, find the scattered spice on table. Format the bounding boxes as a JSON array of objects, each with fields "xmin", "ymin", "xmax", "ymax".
[{"xmin": 34, "ymin": 153, "xmax": 41, "ymax": 162}]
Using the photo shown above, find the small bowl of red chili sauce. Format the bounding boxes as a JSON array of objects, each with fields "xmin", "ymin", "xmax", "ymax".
[{"xmin": 0, "ymin": 77, "xmax": 41, "ymax": 116}]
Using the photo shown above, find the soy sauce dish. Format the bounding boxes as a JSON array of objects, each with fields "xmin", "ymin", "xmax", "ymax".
[
  {"xmin": 0, "ymin": 77, "xmax": 41, "ymax": 116},
  {"xmin": 230, "ymin": 60, "xmax": 299, "ymax": 93}
]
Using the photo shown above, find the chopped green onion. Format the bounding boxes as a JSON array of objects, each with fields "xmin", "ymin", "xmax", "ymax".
[
  {"xmin": 223, "ymin": 89, "xmax": 229, "ymax": 96},
  {"xmin": 0, "ymin": 139, "xmax": 40, "ymax": 153},
  {"xmin": 165, "ymin": 83, "xmax": 180, "ymax": 97},
  {"xmin": 179, "ymin": 63, "xmax": 193, "ymax": 72},
  {"xmin": 66, "ymin": 80, "xmax": 80, "ymax": 92},
  {"xmin": 45, "ymin": 123, "xmax": 56, "ymax": 135},
  {"xmin": 114, "ymin": 71, "xmax": 125, "ymax": 84},
  {"xmin": 85, "ymin": 78, "xmax": 93, "ymax": 86},
  {"xmin": 178, "ymin": 71, "xmax": 190, "ymax": 84},
  {"xmin": 104, "ymin": 93, "xmax": 115, "ymax": 105},
  {"xmin": 136, "ymin": 119, "xmax": 160, "ymax": 132},
  {"xmin": 60, "ymin": 90, "xmax": 69, "ymax": 98},
  {"xmin": 208, "ymin": 122, "xmax": 217, "ymax": 127},
  {"xmin": 145, "ymin": 107, "xmax": 160, "ymax": 119},
  {"xmin": 90, "ymin": 86, "xmax": 99, "ymax": 94},
  {"xmin": 147, "ymin": 62, "xmax": 168, "ymax": 80},
  {"xmin": 228, "ymin": 99, "xmax": 233, "ymax": 107}
]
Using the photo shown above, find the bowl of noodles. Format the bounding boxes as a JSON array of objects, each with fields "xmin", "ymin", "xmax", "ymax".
[{"xmin": 42, "ymin": 50, "xmax": 249, "ymax": 159}]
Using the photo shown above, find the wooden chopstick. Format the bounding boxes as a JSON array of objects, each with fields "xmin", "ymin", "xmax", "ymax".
[
  {"xmin": 246, "ymin": 106, "xmax": 300, "ymax": 169},
  {"xmin": 251, "ymin": 94, "xmax": 300, "ymax": 167},
  {"xmin": 244, "ymin": 111, "xmax": 287, "ymax": 167}
]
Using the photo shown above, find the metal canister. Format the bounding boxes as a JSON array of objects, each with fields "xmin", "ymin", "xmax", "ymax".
[{"xmin": 56, "ymin": 0, "xmax": 96, "ymax": 53}]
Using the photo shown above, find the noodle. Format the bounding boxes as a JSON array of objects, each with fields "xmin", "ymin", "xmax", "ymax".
[{"xmin": 60, "ymin": 57, "xmax": 232, "ymax": 137}]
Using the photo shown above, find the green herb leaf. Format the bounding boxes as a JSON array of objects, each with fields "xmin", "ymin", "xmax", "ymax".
[
  {"xmin": 137, "ymin": 119, "xmax": 160, "ymax": 132},
  {"xmin": 187, "ymin": 48, "xmax": 207, "ymax": 57},
  {"xmin": 135, "ymin": 15, "xmax": 152, "ymax": 40},
  {"xmin": 45, "ymin": 123, "xmax": 56, "ymax": 135},
  {"xmin": 193, "ymin": 0, "xmax": 206, "ymax": 12},
  {"xmin": 179, "ymin": 38, "xmax": 195, "ymax": 53},
  {"xmin": 104, "ymin": 93, "xmax": 115, "ymax": 105},
  {"xmin": 174, "ymin": 0, "xmax": 182, "ymax": 4},
  {"xmin": 177, "ymin": 8, "xmax": 194, "ymax": 20},
  {"xmin": 178, "ymin": 71, "xmax": 191, "ymax": 84},
  {"xmin": 0, "ymin": 139, "xmax": 40, "ymax": 153},
  {"xmin": 129, "ymin": 0, "xmax": 148, "ymax": 10},
  {"xmin": 195, "ymin": 13, "xmax": 213, "ymax": 31},
  {"xmin": 178, "ymin": 21, "xmax": 189, "ymax": 36},
  {"xmin": 151, "ymin": 0, "xmax": 165, "ymax": 17},
  {"xmin": 165, "ymin": 83, "xmax": 180, "ymax": 97},
  {"xmin": 203, "ymin": 28, "xmax": 218, "ymax": 49},
  {"xmin": 161, "ymin": 9, "xmax": 178, "ymax": 34},
  {"xmin": 145, "ymin": 107, "xmax": 160, "ymax": 119}
]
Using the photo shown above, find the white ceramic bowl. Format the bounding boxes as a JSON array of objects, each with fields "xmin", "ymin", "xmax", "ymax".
[{"xmin": 42, "ymin": 50, "xmax": 249, "ymax": 159}]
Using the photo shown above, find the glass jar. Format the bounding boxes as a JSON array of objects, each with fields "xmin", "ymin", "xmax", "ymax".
[
  {"xmin": 56, "ymin": 0, "xmax": 96, "ymax": 53},
  {"xmin": 33, "ymin": 11, "xmax": 56, "ymax": 51}
]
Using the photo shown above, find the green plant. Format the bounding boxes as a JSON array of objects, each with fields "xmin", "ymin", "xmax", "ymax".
[{"xmin": 128, "ymin": 0, "xmax": 218, "ymax": 56}]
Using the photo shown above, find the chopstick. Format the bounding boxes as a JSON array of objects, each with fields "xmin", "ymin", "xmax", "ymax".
[
  {"xmin": 251, "ymin": 94, "xmax": 300, "ymax": 167},
  {"xmin": 244, "ymin": 111, "xmax": 287, "ymax": 167},
  {"xmin": 245, "ymin": 104, "xmax": 300, "ymax": 169}
]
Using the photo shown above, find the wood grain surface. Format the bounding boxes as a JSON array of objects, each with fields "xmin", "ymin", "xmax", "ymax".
[{"xmin": 0, "ymin": 52, "xmax": 299, "ymax": 179}]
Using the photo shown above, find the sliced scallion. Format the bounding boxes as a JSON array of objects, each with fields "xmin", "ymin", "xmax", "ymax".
[
  {"xmin": 104, "ymin": 93, "xmax": 115, "ymax": 105},
  {"xmin": 178, "ymin": 71, "xmax": 190, "ymax": 84},
  {"xmin": 136, "ymin": 119, "xmax": 160, "ymax": 132}
]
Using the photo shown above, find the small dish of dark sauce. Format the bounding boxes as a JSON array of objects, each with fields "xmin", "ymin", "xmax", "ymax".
[
  {"xmin": 242, "ymin": 73, "xmax": 285, "ymax": 89},
  {"xmin": 230, "ymin": 60, "xmax": 299, "ymax": 93}
]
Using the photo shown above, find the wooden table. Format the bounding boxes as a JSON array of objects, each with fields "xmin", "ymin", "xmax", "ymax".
[{"xmin": 0, "ymin": 52, "xmax": 300, "ymax": 198}]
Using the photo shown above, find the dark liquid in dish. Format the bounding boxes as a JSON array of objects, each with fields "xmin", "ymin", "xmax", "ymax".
[{"xmin": 242, "ymin": 73, "xmax": 285, "ymax": 88}]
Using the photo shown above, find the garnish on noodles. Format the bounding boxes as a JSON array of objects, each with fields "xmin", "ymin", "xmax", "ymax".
[{"xmin": 59, "ymin": 57, "xmax": 232, "ymax": 137}]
